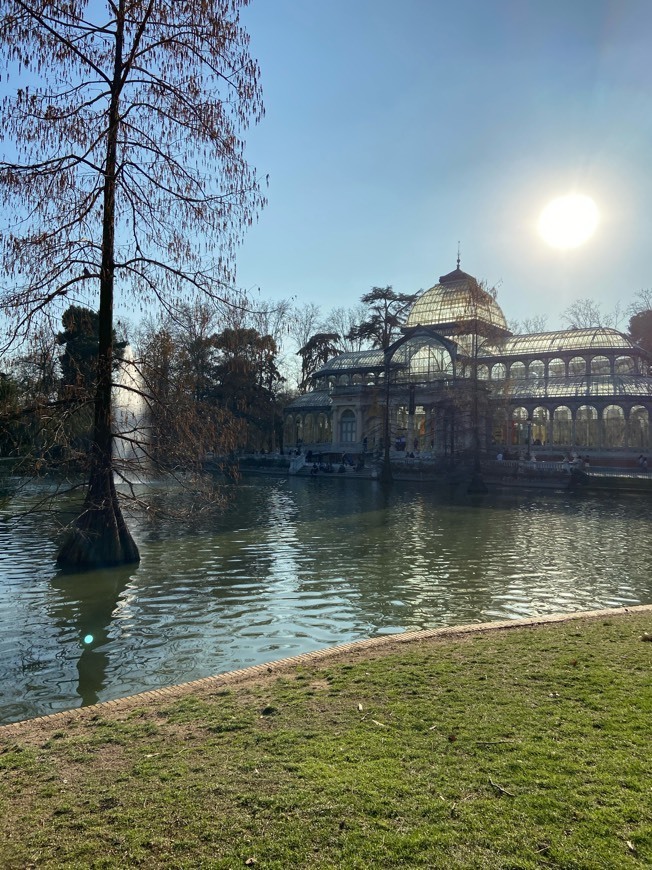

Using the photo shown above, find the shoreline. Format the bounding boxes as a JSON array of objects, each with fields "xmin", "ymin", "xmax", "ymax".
[
  {"xmin": 4, "ymin": 602, "xmax": 651, "ymax": 736},
  {"xmin": 3, "ymin": 604, "xmax": 652, "ymax": 867}
]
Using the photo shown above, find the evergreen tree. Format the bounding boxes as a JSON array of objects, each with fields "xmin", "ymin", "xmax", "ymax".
[{"xmin": 348, "ymin": 287, "xmax": 418, "ymax": 350}]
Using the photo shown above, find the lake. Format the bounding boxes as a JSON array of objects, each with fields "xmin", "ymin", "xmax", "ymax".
[{"xmin": 1, "ymin": 474, "xmax": 651, "ymax": 724}]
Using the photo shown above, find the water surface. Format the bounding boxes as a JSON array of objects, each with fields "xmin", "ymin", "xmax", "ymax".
[{"xmin": 1, "ymin": 475, "xmax": 651, "ymax": 724}]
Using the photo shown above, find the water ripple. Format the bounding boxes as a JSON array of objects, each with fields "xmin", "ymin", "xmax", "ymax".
[{"xmin": 2, "ymin": 478, "xmax": 652, "ymax": 723}]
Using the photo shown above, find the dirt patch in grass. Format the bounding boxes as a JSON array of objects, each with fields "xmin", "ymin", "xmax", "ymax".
[{"xmin": 2, "ymin": 608, "xmax": 652, "ymax": 868}]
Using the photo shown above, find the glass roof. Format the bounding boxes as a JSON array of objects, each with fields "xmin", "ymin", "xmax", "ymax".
[
  {"xmin": 500, "ymin": 375, "xmax": 652, "ymax": 400},
  {"xmin": 481, "ymin": 328, "xmax": 638, "ymax": 358},
  {"xmin": 315, "ymin": 334, "xmax": 648, "ymax": 378},
  {"xmin": 285, "ymin": 391, "xmax": 332, "ymax": 410},
  {"xmin": 406, "ymin": 270, "xmax": 508, "ymax": 332},
  {"xmin": 316, "ymin": 349, "xmax": 385, "ymax": 374}
]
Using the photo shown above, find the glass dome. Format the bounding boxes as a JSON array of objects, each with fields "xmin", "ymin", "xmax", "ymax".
[{"xmin": 406, "ymin": 267, "xmax": 508, "ymax": 333}]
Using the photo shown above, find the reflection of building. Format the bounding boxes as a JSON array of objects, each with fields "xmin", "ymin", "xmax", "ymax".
[{"xmin": 284, "ymin": 265, "xmax": 652, "ymax": 459}]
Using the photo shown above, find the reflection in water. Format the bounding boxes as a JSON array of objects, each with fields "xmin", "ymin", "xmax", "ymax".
[
  {"xmin": 1, "ymin": 476, "xmax": 652, "ymax": 724},
  {"xmin": 49, "ymin": 568, "xmax": 133, "ymax": 706}
]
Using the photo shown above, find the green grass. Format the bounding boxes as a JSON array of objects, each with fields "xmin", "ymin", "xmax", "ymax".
[{"xmin": 2, "ymin": 612, "xmax": 652, "ymax": 868}]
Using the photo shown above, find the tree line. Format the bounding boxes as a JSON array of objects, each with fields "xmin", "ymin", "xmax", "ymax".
[
  {"xmin": 3, "ymin": 283, "xmax": 651, "ymax": 467},
  {"xmin": 0, "ymin": 288, "xmax": 416, "ymax": 463}
]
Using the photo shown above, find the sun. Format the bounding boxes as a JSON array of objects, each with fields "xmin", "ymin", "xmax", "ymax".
[{"xmin": 538, "ymin": 194, "xmax": 599, "ymax": 249}]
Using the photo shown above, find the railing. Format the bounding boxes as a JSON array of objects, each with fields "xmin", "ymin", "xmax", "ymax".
[
  {"xmin": 483, "ymin": 459, "xmax": 567, "ymax": 475},
  {"xmin": 585, "ymin": 467, "xmax": 650, "ymax": 479}
]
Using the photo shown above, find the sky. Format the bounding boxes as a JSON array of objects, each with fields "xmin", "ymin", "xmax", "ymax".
[{"xmin": 235, "ymin": 0, "xmax": 652, "ymax": 331}]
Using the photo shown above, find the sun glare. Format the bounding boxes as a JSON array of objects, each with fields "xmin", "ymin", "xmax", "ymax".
[{"xmin": 538, "ymin": 194, "xmax": 599, "ymax": 249}]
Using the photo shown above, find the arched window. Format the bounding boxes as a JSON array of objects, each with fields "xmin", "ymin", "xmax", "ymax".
[
  {"xmin": 317, "ymin": 413, "xmax": 328, "ymax": 443},
  {"xmin": 284, "ymin": 415, "xmax": 295, "ymax": 445},
  {"xmin": 615, "ymin": 356, "xmax": 636, "ymax": 375},
  {"xmin": 602, "ymin": 405, "xmax": 625, "ymax": 448},
  {"xmin": 532, "ymin": 407, "xmax": 550, "ymax": 445},
  {"xmin": 491, "ymin": 362, "xmax": 506, "ymax": 380},
  {"xmin": 492, "ymin": 408, "xmax": 508, "ymax": 444},
  {"xmin": 509, "ymin": 361, "xmax": 526, "ymax": 380},
  {"xmin": 294, "ymin": 416, "xmax": 303, "ymax": 445},
  {"xmin": 528, "ymin": 360, "xmax": 545, "ymax": 380},
  {"xmin": 352, "ymin": 374, "xmax": 363, "ymax": 386},
  {"xmin": 512, "ymin": 406, "xmax": 529, "ymax": 445},
  {"xmin": 548, "ymin": 357, "xmax": 565, "ymax": 378},
  {"xmin": 338, "ymin": 374, "xmax": 350, "ymax": 386},
  {"xmin": 477, "ymin": 364, "xmax": 489, "ymax": 380},
  {"xmin": 591, "ymin": 355, "xmax": 611, "ymax": 376},
  {"xmin": 303, "ymin": 414, "xmax": 315, "ymax": 444},
  {"xmin": 339, "ymin": 409, "xmax": 356, "ymax": 443},
  {"xmin": 406, "ymin": 342, "xmax": 454, "ymax": 379},
  {"xmin": 576, "ymin": 405, "xmax": 598, "ymax": 447},
  {"xmin": 629, "ymin": 406, "xmax": 649, "ymax": 450},
  {"xmin": 569, "ymin": 356, "xmax": 587, "ymax": 376},
  {"xmin": 552, "ymin": 406, "xmax": 572, "ymax": 445}
]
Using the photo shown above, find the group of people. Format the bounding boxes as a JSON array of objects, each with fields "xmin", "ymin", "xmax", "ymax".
[
  {"xmin": 310, "ymin": 461, "xmax": 336, "ymax": 475},
  {"xmin": 561, "ymin": 455, "xmax": 590, "ymax": 473},
  {"xmin": 309, "ymin": 452, "xmax": 365, "ymax": 475}
]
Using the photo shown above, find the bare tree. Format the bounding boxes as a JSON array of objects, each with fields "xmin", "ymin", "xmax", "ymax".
[
  {"xmin": 240, "ymin": 298, "xmax": 294, "ymax": 349},
  {"xmin": 322, "ymin": 304, "xmax": 369, "ymax": 352},
  {"xmin": 561, "ymin": 299, "xmax": 624, "ymax": 330},
  {"xmin": 628, "ymin": 288, "xmax": 652, "ymax": 317},
  {"xmin": 509, "ymin": 315, "xmax": 549, "ymax": 334},
  {"xmin": 0, "ymin": 1, "xmax": 265, "ymax": 568},
  {"xmin": 288, "ymin": 302, "xmax": 322, "ymax": 355},
  {"xmin": 243, "ymin": 298, "xmax": 294, "ymax": 384}
]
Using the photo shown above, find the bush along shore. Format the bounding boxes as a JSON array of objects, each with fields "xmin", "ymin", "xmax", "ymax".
[{"xmin": 2, "ymin": 608, "xmax": 652, "ymax": 869}]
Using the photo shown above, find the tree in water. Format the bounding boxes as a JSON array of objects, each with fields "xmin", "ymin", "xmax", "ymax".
[{"xmin": 0, "ymin": 1, "xmax": 265, "ymax": 568}]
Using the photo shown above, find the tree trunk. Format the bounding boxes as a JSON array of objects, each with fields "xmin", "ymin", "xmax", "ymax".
[
  {"xmin": 56, "ymin": 466, "xmax": 139, "ymax": 568},
  {"xmin": 57, "ymin": 1, "xmax": 139, "ymax": 570}
]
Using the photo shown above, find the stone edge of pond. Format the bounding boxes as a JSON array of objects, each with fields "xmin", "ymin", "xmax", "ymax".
[{"xmin": 2, "ymin": 604, "xmax": 652, "ymax": 735}]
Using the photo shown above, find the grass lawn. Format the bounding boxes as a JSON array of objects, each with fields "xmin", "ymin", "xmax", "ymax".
[{"xmin": 1, "ymin": 610, "xmax": 652, "ymax": 869}]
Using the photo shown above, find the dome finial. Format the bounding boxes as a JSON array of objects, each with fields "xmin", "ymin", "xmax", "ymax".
[{"xmin": 457, "ymin": 241, "xmax": 461, "ymax": 270}]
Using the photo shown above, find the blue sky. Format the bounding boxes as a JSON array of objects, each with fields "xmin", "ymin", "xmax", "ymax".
[{"xmin": 236, "ymin": 0, "xmax": 652, "ymax": 329}]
